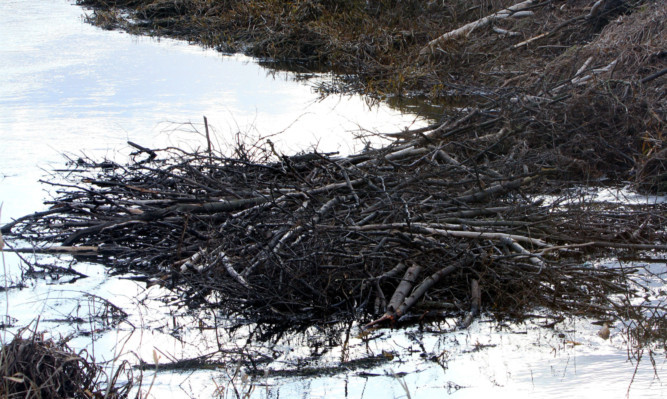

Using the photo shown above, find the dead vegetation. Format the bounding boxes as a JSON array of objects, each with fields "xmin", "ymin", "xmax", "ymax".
[
  {"xmin": 74, "ymin": 0, "xmax": 665, "ymax": 190},
  {"xmin": 2, "ymin": 126, "xmax": 665, "ymax": 330},
  {"xmin": 0, "ymin": 327, "xmax": 133, "ymax": 398},
  {"xmin": 1, "ymin": 0, "xmax": 664, "ymax": 336}
]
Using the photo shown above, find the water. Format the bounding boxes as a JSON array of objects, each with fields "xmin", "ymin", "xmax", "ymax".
[
  {"xmin": 0, "ymin": 1, "xmax": 665, "ymax": 398},
  {"xmin": 0, "ymin": 0, "xmax": 425, "ymax": 219}
]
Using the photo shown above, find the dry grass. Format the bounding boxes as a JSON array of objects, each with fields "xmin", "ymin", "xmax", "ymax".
[{"xmin": 0, "ymin": 327, "xmax": 133, "ymax": 398}]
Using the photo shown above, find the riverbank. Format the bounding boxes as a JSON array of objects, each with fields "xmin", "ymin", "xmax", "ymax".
[{"xmin": 77, "ymin": 0, "xmax": 665, "ymax": 190}]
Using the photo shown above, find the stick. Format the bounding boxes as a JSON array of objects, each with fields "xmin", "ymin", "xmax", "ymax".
[
  {"xmin": 2, "ymin": 246, "xmax": 99, "ymax": 255},
  {"xmin": 512, "ymin": 32, "xmax": 548, "ymax": 49},
  {"xmin": 1, "ymin": 208, "xmax": 67, "ymax": 234},
  {"xmin": 641, "ymin": 67, "xmax": 667, "ymax": 84},
  {"xmin": 501, "ymin": 237, "xmax": 545, "ymax": 270},
  {"xmin": 204, "ymin": 116, "xmax": 213, "ymax": 172},
  {"xmin": 345, "ymin": 222, "xmax": 548, "ymax": 247},
  {"xmin": 460, "ymin": 279, "xmax": 481, "ymax": 328},
  {"xmin": 395, "ymin": 263, "xmax": 459, "ymax": 317},
  {"xmin": 127, "ymin": 141, "xmax": 157, "ymax": 160},
  {"xmin": 363, "ymin": 264, "xmax": 421, "ymax": 328},
  {"xmin": 420, "ymin": 0, "xmax": 536, "ymax": 57},
  {"xmin": 218, "ymin": 252, "xmax": 250, "ymax": 289}
]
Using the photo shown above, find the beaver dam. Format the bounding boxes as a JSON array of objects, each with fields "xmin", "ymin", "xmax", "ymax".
[
  {"xmin": 3, "ymin": 115, "xmax": 665, "ymax": 328},
  {"xmin": 1, "ymin": 0, "xmax": 666, "ymax": 395}
]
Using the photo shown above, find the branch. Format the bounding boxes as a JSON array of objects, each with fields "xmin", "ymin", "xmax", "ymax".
[{"xmin": 419, "ymin": 0, "xmax": 536, "ymax": 57}]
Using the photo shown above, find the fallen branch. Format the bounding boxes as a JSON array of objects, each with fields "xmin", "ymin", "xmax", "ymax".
[
  {"xmin": 420, "ymin": 0, "xmax": 537, "ymax": 57},
  {"xmin": 395, "ymin": 263, "xmax": 460, "ymax": 318},
  {"xmin": 364, "ymin": 264, "xmax": 422, "ymax": 328}
]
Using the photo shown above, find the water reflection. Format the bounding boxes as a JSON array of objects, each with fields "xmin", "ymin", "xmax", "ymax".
[{"xmin": 0, "ymin": 0, "xmax": 428, "ymax": 219}]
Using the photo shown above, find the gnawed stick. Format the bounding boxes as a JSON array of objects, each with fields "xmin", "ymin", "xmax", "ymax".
[
  {"xmin": 346, "ymin": 222, "xmax": 548, "ymax": 247},
  {"xmin": 217, "ymin": 251, "xmax": 250, "ymax": 289},
  {"xmin": 178, "ymin": 248, "xmax": 206, "ymax": 272},
  {"xmin": 362, "ymin": 261, "xmax": 407, "ymax": 311},
  {"xmin": 460, "ymin": 279, "xmax": 481, "ymax": 328},
  {"xmin": 364, "ymin": 264, "xmax": 421, "ymax": 329},
  {"xmin": 386, "ymin": 264, "xmax": 422, "ymax": 314},
  {"xmin": 395, "ymin": 263, "xmax": 460, "ymax": 318},
  {"xmin": 419, "ymin": 0, "xmax": 537, "ymax": 57},
  {"xmin": 501, "ymin": 237, "xmax": 545, "ymax": 270}
]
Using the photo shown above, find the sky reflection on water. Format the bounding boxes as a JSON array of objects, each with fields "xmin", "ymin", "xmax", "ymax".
[{"xmin": 0, "ymin": 0, "xmax": 426, "ymax": 219}]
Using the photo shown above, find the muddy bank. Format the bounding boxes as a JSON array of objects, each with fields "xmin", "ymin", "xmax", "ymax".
[{"xmin": 76, "ymin": 0, "xmax": 665, "ymax": 189}]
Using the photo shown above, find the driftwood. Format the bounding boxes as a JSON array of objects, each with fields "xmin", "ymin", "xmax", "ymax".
[{"xmin": 419, "ymin": 0, "xmax": 539, "ymax": 57}]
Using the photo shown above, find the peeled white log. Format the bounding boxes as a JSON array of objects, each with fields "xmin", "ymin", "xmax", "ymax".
[
  {"xmin": 218, "ymin": 252, "xmax": 250, "ymax": 289},
  {"xmin": 347, "ymin": 222, "xmax": 548, "ymax": 247},
  {"xmin": 395, "ymin": 263, "xmax": 459, "ymax": 317},
  {"xmin": 420, "ymin": 0, "xmax": 536, "ymax": 56},
  {"xmin": 386, "ymin": 264, "xmax": 422, "ymax": 314}
]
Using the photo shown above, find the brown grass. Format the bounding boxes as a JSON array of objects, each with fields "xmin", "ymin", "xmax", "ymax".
[{"xmin": 0, "ymin": 327, "xmax": 133, "ymax": 398}]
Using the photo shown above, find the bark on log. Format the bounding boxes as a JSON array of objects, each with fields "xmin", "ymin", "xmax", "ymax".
[
  {"xmin": 386, "ymin": 264, "xmax": 422, "ymax": 314},
  {"xmin": 395, "ymin": 263, "xmax": 459, "ymax": 317}
]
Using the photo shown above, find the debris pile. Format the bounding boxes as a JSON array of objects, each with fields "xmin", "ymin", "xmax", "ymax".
[
  {"xmin": 0, "ymin": 328, "xmax": 133, "ymax": 398},
  {"xmin": 3, "ymin": 131, "xmax": 664, "ymax": 327}
]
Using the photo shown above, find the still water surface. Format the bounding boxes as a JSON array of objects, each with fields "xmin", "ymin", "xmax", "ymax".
[
  {"xmin": 0, "ymin": 0, "xmax": 426, "ymax": 219},
  {"xmin": 0, "ymin": 1, "xmax": 665, "ymax": 398}
]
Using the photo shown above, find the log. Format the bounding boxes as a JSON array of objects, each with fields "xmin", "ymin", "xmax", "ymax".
[
  {"xmin": 460, "ymin": 279, "xmax": 482, "ymax": 328},
  {"xmin": 419, "ymin": 0, "xmax": 536, "ymax": 57},
  {"xmin": 363, "ymin": 264, "xmax": 421, "ymax": 328},
  {"xmin": 395, "ymin": 263, "xmax": 459, "ymax": 317},
  {"xmin": 386, "ymin": 264, "xmax": 422, "ymax": 314}
]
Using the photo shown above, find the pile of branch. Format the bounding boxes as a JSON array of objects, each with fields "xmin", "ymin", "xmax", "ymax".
[
  {"xmin": 0, "ymin": 327, "xmax": 133, "ymax": 398},
  {"xmin": 75, "ymin": 0, "xmax": 666, "ymax": 189},
  {"xmin": 3, "ymin": 127, "xmax": 665, "ymax": 327}
]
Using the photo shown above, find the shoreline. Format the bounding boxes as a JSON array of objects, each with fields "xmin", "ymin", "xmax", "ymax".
[{"xmin": 75, "ymin": 0, "xmax": 665, "ymax": 190}]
